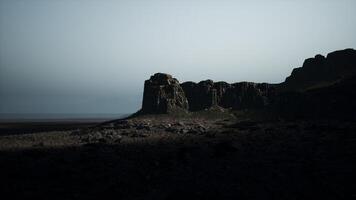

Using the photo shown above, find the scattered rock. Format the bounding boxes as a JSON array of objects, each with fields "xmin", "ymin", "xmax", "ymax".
[
  {"xmin": 82, "ymin": 129, "xmax": 122, "ymax": 143},
  {"xmin": 114, "ymin": 120, "xmax": 132, "ymax": 129}
]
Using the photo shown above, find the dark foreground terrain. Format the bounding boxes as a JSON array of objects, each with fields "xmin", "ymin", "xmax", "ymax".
[{"xmin": 0, "ymin": 111, "xmax": 355, "ymax": 200}]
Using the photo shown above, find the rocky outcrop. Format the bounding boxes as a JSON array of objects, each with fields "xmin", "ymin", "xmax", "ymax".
[
  {"xmin": 272, "ymin": 48, "xmax": 356, "ymax": 119},
  {"xmin": 273, "ymin": 75, "xmax": 356, "ymax": 119},
  {"xmin": 140, "ymin": 49, "xmax": 356, "ymax": 117},
  {"xmin": 141, "ymin": 73, "xmax": 275, "ymax": 114},
  {"xmin": 181, "ymin": 81, "xmax": 275, "ymax": 111},
  {"xmin": 281, "ymin": 48, "xmax": 356, "ymax": 91},
  {"xmin": 180, "ymin": 80, "xmax": 218, "ymax": 111},
  {"xmin": 222, "ymin": 82, "xmax": 275, "ymax": 110},
  {"xmin": 141, "ymin": 73, "xmax": 189, "ymax": 114}
]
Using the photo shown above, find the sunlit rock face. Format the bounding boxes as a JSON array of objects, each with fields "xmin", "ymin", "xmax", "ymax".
[{"xmin": 141, "ymin": 73, "xmax": 189, "ymax": 114}]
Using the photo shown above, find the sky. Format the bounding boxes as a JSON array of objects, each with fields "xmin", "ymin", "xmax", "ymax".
[{"xmin": 1, "ymin": 0, "xmax": 356, "ymax": 115}]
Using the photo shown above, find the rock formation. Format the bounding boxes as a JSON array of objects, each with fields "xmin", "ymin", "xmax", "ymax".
[
  {"xmin": 140, "ymin": 48, "xmax": 356, "ymax": 117},
  {"xmin": 181, "ymin": 81, "xmax": 275, "ymax": 111},
  {"xmin": 180, "ymin": 80, "xmax": 218, "ymax": 111},
  {"xmin": 141, "ymin": 73, "xmax": 189, "ymax": 114},
  {"xmin": 281, "ymin": 48, "xmax": 356, "ymax": 91},
  {"xmin": 273, "ymin": 48, "xmax": 356, "ymax": 119},
  {"xmin": 141, "ymin": 73, "xmax": 275, "ymax": 113}
]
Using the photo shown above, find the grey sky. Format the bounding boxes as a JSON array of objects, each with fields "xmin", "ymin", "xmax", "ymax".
[{"xmin": 1, "ymin": 0, "xmax": 356, "ymax": 114}]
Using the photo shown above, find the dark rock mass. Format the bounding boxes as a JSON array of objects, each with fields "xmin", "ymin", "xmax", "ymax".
[
  {"xmin": 140, "ymin": 48, "xmax": 356, "ymax": 116},
  {"xmin": 181, "ymin": 81, "xmax": 275, "ymax": 111},
  {"xmin": 219, "ymin": 82, "xmax": 275, "ymax": 110},
  {"xmin": 281, "ymin": 48, "xmax": 356, "ymax": 91},
  {"xmin": 141, "ymin": 73, "xmax": 275, "ymax": 113},
  {"xmin": 180, "ymin": 80, "xmax": 217, "ymax": 111},
  {"xmin": 141, "ymin": 73, "xmax": 189, "ymax": 114},
  {"xmin": 273, "ymin": 48, "xmax": 356, "ymax": 119}
]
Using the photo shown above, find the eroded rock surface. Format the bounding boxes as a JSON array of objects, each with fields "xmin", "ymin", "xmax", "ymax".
[
  {"xmin": 141, "ymin": 73, "xmax": 189, "ymax": 114},
  {"xmin": 181, "ymin": 80, "xmax": 217, "ymax": 111},
  {"xmin": 141, "ymin": 73, "xmax": 275, "ymax": 114},
  {"xmin": 181, "ymin": 81, "xmax": 275, "ymax": 111}
]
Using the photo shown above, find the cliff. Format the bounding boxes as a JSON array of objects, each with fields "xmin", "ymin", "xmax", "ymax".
[
  {"xmin": 139, "ymin": 49, "xmax": 356, "ymax": 117},
  {"xmin": 280, "ymin": 48, "xmax": 356, "ymax": 91},
  {"xmin": 140, "ymin": 74, "xmax": 275, "ymax": 114},
  {"xmin": 141, "ymin": 73, "xmax": 189, "ymax": 114}
]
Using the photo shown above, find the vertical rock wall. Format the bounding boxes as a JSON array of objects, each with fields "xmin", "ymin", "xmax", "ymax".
[
  {"xmin": 141, "ymin": 73, "xmax": 275, "ymax": 114},
  {"xmin": 141, "ymin": 73, "xmax": 189, "ymax": 114}
]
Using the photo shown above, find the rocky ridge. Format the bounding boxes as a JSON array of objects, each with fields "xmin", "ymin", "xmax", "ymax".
[
  {"xmin": 139, "ymin": 49, "xmax": 356, "ymax": 116},
  {"xmin": 281, "ymin": 48, "xmax": 356, "ymax": 91},
  {"xmin": 141, "ymin": 74, "xmax": 275, "ymax": 114}
]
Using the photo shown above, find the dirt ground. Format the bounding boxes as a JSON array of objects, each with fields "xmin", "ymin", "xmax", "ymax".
[{"xmin": 0, "ymin": 114, "xmax": 355, "ymax": 199}]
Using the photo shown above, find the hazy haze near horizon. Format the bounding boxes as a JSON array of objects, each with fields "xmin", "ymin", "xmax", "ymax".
[{"xmin": 1, "ymin": 0, "xmax": 356, "ymax": 115}]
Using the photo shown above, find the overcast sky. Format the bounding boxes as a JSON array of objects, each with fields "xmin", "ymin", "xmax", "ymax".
[{"xmin": 1, "ymin": 0, "xmax": 356, "ymax": 115}]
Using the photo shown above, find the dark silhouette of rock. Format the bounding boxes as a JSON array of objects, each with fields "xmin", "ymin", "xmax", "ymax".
[
  {"xmin": 140, "ymin": 49, "xmax": 356, "ymax": 118},
  {"xmin": 281, "ymin": 48, "xmax": 356, "ymax": 91},
  {"xmin": 271, "ymin": 48, "xmax": 356, "ymax": 119},
  {"xmin": 273, "ymin": 75, "xmax": 356, "ymax": 119},
  {"xmin": 141, "ymin": 73, "xmax": 189, "ymax": 114},
  {"xmin": 220, "ymin": 82, "xmax": 275, "ymax": 110},
  {"xmin": 181, "ymin": 80, "xmax": 275, "ymax": 111},
  {"xmin": 213, "ymin": 81, "xmax": 231, "ymax": 105},
  {"xmin": 181, "ymin": 80, "xmax": 218, "ymax": 111}
]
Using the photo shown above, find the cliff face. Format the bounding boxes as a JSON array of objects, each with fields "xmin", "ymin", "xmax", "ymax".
[
  {"xmin": 180, "ymin": 80, "xmax": 217, "ymax": 111},
  {"xmin": 272, "ymin": 48, "xmax": 356, "ymax": 119},
  {"xmin": 281, "ymin": 48, "xmax": 356, "ymax": 91},
  {"xmin": 141, "ymin": 73, "xmax": 275, "ymax": 114},
  {"xmin": 141, "ymin": 73, "xmax": 188, "ymax": 114},
  {"xmin": 140, "ymin": 49, "xmax": 356, "ymax": 116},
  {"xmin": 181, "ymin": 81, "xmax": 275, "ymax": 111}
]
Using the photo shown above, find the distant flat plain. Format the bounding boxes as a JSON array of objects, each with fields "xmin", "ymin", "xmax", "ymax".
[{"xmin": 0, "ymin": 113, "xmax": 129, "ymax": 135}]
